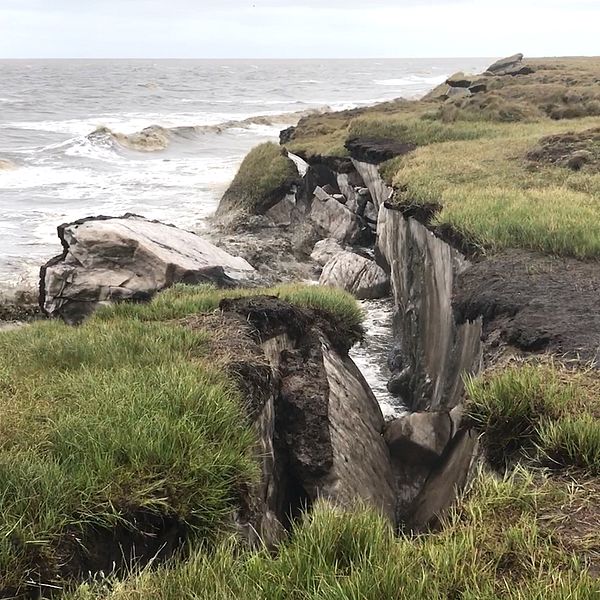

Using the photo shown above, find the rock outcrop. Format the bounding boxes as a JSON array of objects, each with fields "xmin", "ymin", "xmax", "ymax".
[
  {"xmin": 309, "ymin": 186, "xmax": 362, "ymax": 244},
  {"xmin": 446, "ymin": 72, "xmax": 472, "ymax": 88},
  {"xmin": 40, "ymin": 215, "xmax": 255, "ymax": 324},
  {"xmin": 485, "ymin": 53, "xmax": 534, "ymax": 76},
  {"xmin": 319, "ymin": 251, "xmax": 389, "ymax": 300},
  {"xmin": 310, "ymin": 238, "xmax": 344, "ymax": 266}
]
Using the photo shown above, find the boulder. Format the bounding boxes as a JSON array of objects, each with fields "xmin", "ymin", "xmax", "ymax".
[
  {"xmin": 406, "ymin": 429, "xmax": 478, "ymax": 530},
  {"xmin": 336, "ymin": 173, "xmax": 358, "ymax": 210},
  {"xmin": 446, "ymin": 86, "xmax": 471, "ymax": 99},
  {"xmin": 385, "ymin": 411, "xmax": 453, "ymax": 466},
  {"xmin": 311, "ymin": 238, "xmax": 344, "ymax": 266},
  {"xmin": 485, "ymin": 53, "xmax": 533, "ymax": 76},
  {"xmin": 265, "ymin": 192, "xmax": 297, "ymax": 226},
  {"xmin": 469, "ymin": 82, "xmax": 487, "ymax": 94},
  {"xmin": 446, "ymin": 72, "xmax": 472, "ymax": 88},
  {"xmin": 319, "ymin": 251, "xmax": 390, "ymax": 300},
  {"xmin": 310, "ymin": 187, "xmax": 362, "ymax": 244},
  {"xmin": 486, "ymin": 53, "xmax": 524, "ymax": 74},
  {"xmin": 40, "ymin": 214, "xmax": 255, "ymax": 324}
]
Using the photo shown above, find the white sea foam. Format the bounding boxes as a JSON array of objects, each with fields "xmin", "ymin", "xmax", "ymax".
[
  {"xmin": 374, "ymin": 74, "xmax": 448, "ymax": 86},
  {"xmin": 350, "ymin": 298, "xmax": 407, "ymax": 419}
]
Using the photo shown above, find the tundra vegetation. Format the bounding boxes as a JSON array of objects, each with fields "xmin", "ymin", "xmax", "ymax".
[
  {"xmin": 1, "ymin": 58, "xmax": 600, "ymax": 599},
  {"xmin": 288, "ymin": 58, "xmax": 600, "ymax": 259}
]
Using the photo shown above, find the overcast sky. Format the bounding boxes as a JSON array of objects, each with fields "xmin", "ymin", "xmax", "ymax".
[{"xmin": 0, "ymin": 0, "xmax": 598, "ymax": 59}]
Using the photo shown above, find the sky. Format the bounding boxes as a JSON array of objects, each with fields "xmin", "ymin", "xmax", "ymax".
[{"xmin": 0, "ymin": 0, "xmax": 598, "ymax": 59}]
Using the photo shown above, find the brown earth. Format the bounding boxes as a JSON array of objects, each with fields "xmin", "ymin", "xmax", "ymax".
[
  {"xmin": 526, "ymin": 126, "xmax": 600, "ymax": 172},
  {"xmin": 453, "ymin": 250, "xmax": 600, "ymax": 364}
]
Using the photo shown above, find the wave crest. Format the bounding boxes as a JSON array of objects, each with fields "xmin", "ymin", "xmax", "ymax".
[
  {"xmin": 84, "ymin": 110, "xmax": 323, "ymax": 153},
  {"xmin": 0, "ymin": 158, "xmax": 16, "ymax": 171},
  {"xmin": 87, "ymin": 125, "xmax": 171, "ymax": 152}
]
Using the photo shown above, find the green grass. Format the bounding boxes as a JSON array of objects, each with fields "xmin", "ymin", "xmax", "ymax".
[
  {"xmin": 466, "ymin": 362, "xmax": 600, "ymax": 472},
  {"xmin": 282, "ymin": 58, "xmax": 600, "ymax": 258},
  {"xmin": 540, "ymin": 416, "xmax": 600, "ymax": 475},
  {"xmin": 0, "ymin": 317, "xmax": 258, "ymax": 594},
  {"xmin": 0, "ymin": 283, "xmax": 364, "ymax": 594},
  {"xmin": 348, "ymin": 115, "xmax": 505, "ymax": 146},
  {"xmin": 216, "ymin": 142, "xmax": 298, "ymax": 215},
  {"xmin": 389, "ymin": 117, "xmax": 600, "ymax": 258},
  {"xmin": 65, "ymin": 469, "xmax": 600, "ymax": 599},
  {"xmin": 95, "ymin": 283, "xmax": 364, "ymax": 343}
]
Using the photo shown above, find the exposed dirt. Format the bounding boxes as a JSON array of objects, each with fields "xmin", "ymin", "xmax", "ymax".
[
  {"xmin": 0, "ymin": 288, "xmax": 41, "ymax": 323},
  {"xmin": 183, "ymin": 311, "xmax": 276, "ymax": 420},
  {"xmin": 346, "ymin": 137, "xmax": 417, "ymax": 164},
  {"xmin": 277, "ymin": 336, "xmax": 333, "ymax": 510},
  {"xmin": 526, "ymin": 127, "xmax": 600, "ymax": 172},
  {"xmin": 540, "ymin": 476, "xmax": 600, "ymax": 578},
  {"xmin": 219, "ymin": 295, "xmax": 363, "ymax": 354},
  {"xmin": 387, "ymin": 200, "xmax": 484, "ymax": 258},
  {"xmin": 454, "ymin": 249, "xmax": 600, "ymax": 364}
]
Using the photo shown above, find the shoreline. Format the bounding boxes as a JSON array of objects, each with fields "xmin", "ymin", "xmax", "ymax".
[{"xmin": 1, "ymin": 54, "xmax": 599, "ymax": 597}]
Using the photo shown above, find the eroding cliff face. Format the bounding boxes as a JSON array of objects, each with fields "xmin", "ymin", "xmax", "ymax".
[
  {"xmin": 217, "ymin": 138, "xmax": 487, "ymax": 533},
  {"xmin": 220, "ymin": 296, "xmax": 397, "ymax": 543},
  {"xmin": 377, "ymin": 204, "xmax": 483, "ymax": 412},
  {"xmin": 352, "ymin": 159, "xmax": 393, "ymax": 211}
]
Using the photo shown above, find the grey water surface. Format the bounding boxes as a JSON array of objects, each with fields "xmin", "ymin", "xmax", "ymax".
[
  {"xmin": 0, "ymin": 57, "xmax": 491, "ymax": 285},
  {"xmin": 0, "ymin": 57, "xmax": 492, "ymax": 412}
]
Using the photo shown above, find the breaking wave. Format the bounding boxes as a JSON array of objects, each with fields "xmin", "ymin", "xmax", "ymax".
[
  {"xmin": 0, "ymin": 158, "xmax": 16, "ymax": 171},
  {"xmin": 84, "ymin": 111, "xmax": 320, "ymax": 152}
]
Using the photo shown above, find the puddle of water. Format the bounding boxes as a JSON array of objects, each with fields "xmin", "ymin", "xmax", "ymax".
[{"xmin": 350, "ymin": 297, "xmax": 406, "ymax": 419}]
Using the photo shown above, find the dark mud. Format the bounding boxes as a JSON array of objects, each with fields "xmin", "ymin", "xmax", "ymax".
[
  {"xmin": 454, "ymin": 249, "xmax": 600, "ymax": 364},
  {"xmin": 346, "ymin": 137, "xmax": 416, "ymax": 164}
]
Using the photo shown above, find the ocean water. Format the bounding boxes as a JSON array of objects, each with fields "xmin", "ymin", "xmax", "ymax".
[{"xmin": 0, "ymin": 58, "xmax": 491, "ymax": 286}]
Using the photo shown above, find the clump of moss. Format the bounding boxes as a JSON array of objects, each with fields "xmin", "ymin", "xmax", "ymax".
[{"xmin": 216, "ymin": 142, "xmax": 298, "ymax": 217}]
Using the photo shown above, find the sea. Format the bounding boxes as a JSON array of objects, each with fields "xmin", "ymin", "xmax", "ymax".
[
  {"xmin": 0, "ymin": 57, "xmax": 492, "ymax": 287},
  {"xmin": 0, "ymin": 57, "xmax": 493, "ymax": 415}
]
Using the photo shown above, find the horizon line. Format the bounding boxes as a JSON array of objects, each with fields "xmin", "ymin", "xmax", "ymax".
[{"xmin": 1, "ymin": 54, "xmax": 596, "ymax": 61}]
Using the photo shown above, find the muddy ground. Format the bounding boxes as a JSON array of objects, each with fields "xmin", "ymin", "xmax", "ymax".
[{"xmin": 454, "ymin": 249, "xmax": 600, "ymax": 364}]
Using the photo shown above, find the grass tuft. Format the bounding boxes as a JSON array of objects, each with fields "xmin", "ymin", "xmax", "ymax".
[
  {"xmin": 64, "ymin": 470, "xmax": 600, "ymax": 599},
  {"xmin": 94, "ymin": 283, "xmax": 364, "ymax": 341},
  {"xmin": 0, "ymin": 315, "xmax": 257, "ymax": 593},
  {"xmin": 216, "ymin": 142, "xmax": 298, "ymax": 216},
  {"xmin": 466, "ymin": 362, "xmax": 600, "ymax": 473}
]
